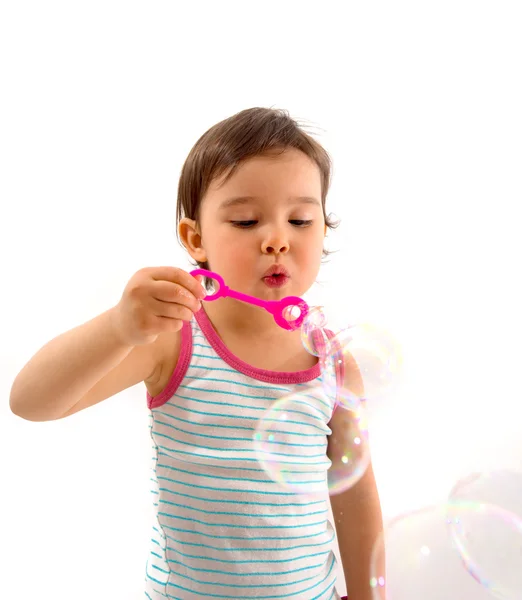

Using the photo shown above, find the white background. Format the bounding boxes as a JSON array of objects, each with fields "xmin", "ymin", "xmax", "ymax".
[{"xmin": 1, "ymin": 1, "xmax": 521, "ymax": 599}]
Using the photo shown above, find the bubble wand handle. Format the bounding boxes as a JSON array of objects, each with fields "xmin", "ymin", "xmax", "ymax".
[{"xmin": 190, "ymin": 268, "xmax": 309, "ymax": 331}]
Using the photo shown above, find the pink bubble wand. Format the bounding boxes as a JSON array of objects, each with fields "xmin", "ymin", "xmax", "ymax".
[{"xmin": 190, "ymin": 269, "xmax": 309, "ymax": 331}]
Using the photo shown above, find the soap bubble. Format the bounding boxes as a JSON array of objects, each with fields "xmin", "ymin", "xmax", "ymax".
[
  {"xmin": 445, "ymin": 470, "xmax": 522, "ymax": 599},
  {"xmin": 300, "ymin": 306, "xmax": 331, "ymax": 357},
  {"xmin": 448, "ymin": 470, "xmax": 522, "ymax": 520},
  {"xmin": 253, "ymin": 389, "xmax": 332, "ymax": 497},
  {"xmin": 282, "ymin": 303, "xmax": 306, "ymax": 329},
  {"xmin": 253, "ymin": 390, "xmax": 371, "ymax": 497},
  {"xmin": 321, "ymin": 323, "xmax": 403, "ymax": 411},
  {"xmin": 370, "ymin": 501, "xmax": 522, "ymax": 600}
]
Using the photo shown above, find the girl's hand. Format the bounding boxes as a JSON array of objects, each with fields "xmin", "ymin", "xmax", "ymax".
[{"xmin": 110, "ymin": 266, "xmax": 206, "ymax": 346}]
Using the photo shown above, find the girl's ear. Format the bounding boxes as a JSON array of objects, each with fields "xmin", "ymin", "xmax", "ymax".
[{"xmin": 179, "ymin": 218, "xmax": 207, "ymax": 263}]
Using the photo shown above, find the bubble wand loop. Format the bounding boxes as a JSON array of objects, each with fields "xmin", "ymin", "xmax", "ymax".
[{"xmin": 190, "ymin": 269, "xmax": 309, "ymax": 331}]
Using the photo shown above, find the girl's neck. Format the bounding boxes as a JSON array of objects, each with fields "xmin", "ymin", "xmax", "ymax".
[
  {"xmin": 201, "ymin": 298, "xmax": 300, "ymax": 343},
  {"xmin": 199, "ymin": 300, "xmax": 317, "ymax": 372}
]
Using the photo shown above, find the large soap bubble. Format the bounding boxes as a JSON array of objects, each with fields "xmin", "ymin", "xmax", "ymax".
[
  {"xmin": 445, "ymin": 469, "xmax": 522, "ymax": 599},
  {"xmin": 253, "ymin": 389, "xmax": 371, "ymax": 497},
  {"xmin": 370, "ymin": 501, "xmax": 522, "ymax": 600}
]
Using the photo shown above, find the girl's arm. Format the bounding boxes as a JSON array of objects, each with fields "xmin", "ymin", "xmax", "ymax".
[
  {"xmin": 329, "ymin": 460, "xmax": 383, "ymax": 600},
  {"xmin": 327, "ymin": 353, "xmax": 384, "ymax": 600}
]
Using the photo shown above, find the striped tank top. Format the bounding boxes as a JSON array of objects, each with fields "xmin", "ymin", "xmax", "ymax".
[{"xmin": 144, "ymin": 306, "xmax": 342, "ymax": 599}]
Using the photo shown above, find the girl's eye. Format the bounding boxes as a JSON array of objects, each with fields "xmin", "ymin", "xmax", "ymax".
[
  {"xmin": 290, "ymin": 220, "xmax": 313, "ymax": 227},
  {"xmin": 230, "ymin": 220, "xmax": 313, "ymax": 228},
  {"xmin": 231, "ymin": 221, "xmax": 257, "ymax": 228}
]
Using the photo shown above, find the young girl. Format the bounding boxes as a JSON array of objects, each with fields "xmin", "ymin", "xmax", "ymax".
[{"xmin": 10, "ymin": 107, "xmax": 383, "ymax": 599}]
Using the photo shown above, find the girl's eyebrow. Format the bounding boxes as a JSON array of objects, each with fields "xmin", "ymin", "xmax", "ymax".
[{"xmin": 219, "ymin": 196, "xmax": 320, "ymax": 210}]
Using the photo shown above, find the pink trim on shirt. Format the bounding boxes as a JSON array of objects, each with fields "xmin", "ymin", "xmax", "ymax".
[
  {"xmin": 193, "ymin": 306, "xmax": 321, "ymax": 384},
  {"xmin": 146, "ymin": 306, "xmax": 330, "ymax": 409},
  {"xmin": 146, "ymin": 321, "xmax": 192, "ymax": 410}
]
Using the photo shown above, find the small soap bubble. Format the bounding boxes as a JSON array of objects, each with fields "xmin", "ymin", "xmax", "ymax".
[
  {"xmin": 282, "ymin": 304, "xmax": 303, "ymax": 325},
  {"xmin": 321, "ymin": 323, "xmax": 403, "ymax": 410},
  {"xmin": 300, "ymin": 306, "xmax": 331, "ymax": 357}
]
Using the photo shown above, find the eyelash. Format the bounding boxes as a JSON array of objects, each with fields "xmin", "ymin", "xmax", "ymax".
[{"xmin": 230, "ymin": 220, "xmax": 313, "ymax": 228}]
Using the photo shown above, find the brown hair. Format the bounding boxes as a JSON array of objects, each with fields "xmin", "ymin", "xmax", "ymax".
[{"xmin": 176, "ymin": 107, "xmax": 340, "ymax": 291}]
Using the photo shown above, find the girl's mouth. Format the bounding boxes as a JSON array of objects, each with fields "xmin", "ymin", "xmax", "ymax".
[{"xmin": 263, "ymin": 274, "xmax": 289, "ymax": 288}]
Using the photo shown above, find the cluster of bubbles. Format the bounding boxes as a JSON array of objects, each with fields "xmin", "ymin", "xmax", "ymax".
[
  {"xmin": 252, "ymin": 304, "xmax": 522, "ymax": 599},
  {"xmin": 370, "ymin": 469, "xmax": 522, "ymax": 600}
]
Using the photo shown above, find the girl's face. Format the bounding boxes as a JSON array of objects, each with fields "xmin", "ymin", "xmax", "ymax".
[{"xmin": 183, "ymin": 148, "xmax": 326, "ymax": 301}]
